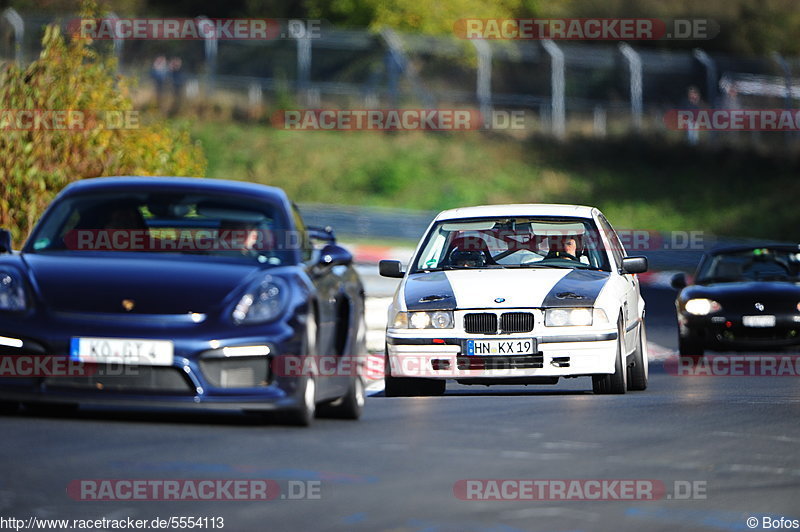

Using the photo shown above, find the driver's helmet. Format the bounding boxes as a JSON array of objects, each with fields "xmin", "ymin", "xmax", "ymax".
[{"xmin": 449, "ymin": 249, "xmax": 485, "ymax": 268}]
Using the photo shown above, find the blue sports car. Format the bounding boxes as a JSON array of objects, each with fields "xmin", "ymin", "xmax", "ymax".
[{"xmin": 0, "ymin": 176, "xmax": 367, "ymax": 426}]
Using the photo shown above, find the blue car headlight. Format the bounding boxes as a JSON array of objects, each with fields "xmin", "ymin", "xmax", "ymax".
[
  {"xmin": 0, "ymin": 270, "xmax": 26, "ymax": 312},
  {"xmin": 232, "ymin": 276, "xmax": 288, "ymax": 324}
]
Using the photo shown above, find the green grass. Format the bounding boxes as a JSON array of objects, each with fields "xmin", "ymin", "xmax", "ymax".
[{"xmin": 190, "ymin": 121, "xmax": 800, "ymax": 240}]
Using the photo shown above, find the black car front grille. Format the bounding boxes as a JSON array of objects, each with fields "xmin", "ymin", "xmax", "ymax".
[
  {"xmin": 464, "ymin": 313, "xmax": 498, "ymax": 334},
  {"xmin": 44, "ymin": 365, "xmax": 194, "ymax": 394},
  {"xmin": 464, "ymin": 312, "xmax": 535, "ymax": 334},
  {"xmin": 457, "ymin": 355, "xmax": 544, "ymax": 370},
  {"xmin": 500, "ymin": 312, "xmax": 534, "ymax": 333}
]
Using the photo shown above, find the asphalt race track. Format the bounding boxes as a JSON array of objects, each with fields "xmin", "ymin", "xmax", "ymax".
[{"xmin": 1, "ymin": 284, "xmax": 799, "ymax": 532}]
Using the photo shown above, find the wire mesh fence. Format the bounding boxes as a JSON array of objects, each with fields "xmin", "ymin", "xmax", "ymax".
[{"xmin": 2, "ymin": 9, "xmax": 800, "ymax": 146}]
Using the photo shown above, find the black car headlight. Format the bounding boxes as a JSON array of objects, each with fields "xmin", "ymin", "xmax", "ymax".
[
  {"xmin": 0, "ymin": 270, "xmax": 26, "ymax": 312},
  {"xmin": 232, "ymin": 276, "xmax": 288, "ymax": 324},
  {"xmin": 684, "ymin": 298, "xmax": 722, "ymax": 316}
]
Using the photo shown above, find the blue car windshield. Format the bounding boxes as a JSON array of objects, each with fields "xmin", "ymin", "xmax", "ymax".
[
  {"xmin": 26, "ymin": 191, "xmax": 298, "ymax": 265},
  {"xmin": 697, "ymin": 248, "xmax": 800, "ymax": 283}
]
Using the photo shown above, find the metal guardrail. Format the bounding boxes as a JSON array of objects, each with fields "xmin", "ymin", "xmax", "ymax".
[{"xmin": 298, "ymin": 203, "xmax": 436, "ymax": 243}]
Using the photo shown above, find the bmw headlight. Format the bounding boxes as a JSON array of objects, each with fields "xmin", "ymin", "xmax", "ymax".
[
  {"xmin": 684, "ymin": 298, "xmax": 721, "ymax": 316},
  {"xmin": 392, "ymin": 311, "xmax": 454, "ymax": 329},
  {"xmin": 232, "ymin": 276, "xmax": 288, "ymax": 324},
  {"xmin": 544, "ymin": 307, "xmax": 596, "ymax": 327},
  {"xmin": 0, "ymin": 270, "xmax": 26, "ymax": 312}
]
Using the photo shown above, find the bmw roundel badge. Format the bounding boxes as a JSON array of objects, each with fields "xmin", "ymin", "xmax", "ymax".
[{"xmin": 494, "ymin": 297, "xmax": 506, "ymax": 303}]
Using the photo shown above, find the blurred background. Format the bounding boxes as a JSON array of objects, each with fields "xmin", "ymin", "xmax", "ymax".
[{"xmin": 1, "ymin": 0, "xmax": 799, "ymax": 245}]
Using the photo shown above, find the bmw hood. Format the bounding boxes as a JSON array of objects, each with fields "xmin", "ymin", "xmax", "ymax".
[
  {"xmin": 22, "ymin": 254, "xmax": 262, "ymax": 315},
  {"xmin": 402, "ymin": 268, "xmax": 610, "ymax": 311}
]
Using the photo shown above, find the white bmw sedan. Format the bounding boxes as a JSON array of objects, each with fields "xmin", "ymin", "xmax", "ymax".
[{"xmin": 379, "ymin": 204, "xmax": 649, "ymax": 396}]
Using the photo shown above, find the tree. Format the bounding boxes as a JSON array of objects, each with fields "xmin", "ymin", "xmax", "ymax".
[{"xmin": 0, "ymin": 20, "xmax": 206, "ymax": 243}]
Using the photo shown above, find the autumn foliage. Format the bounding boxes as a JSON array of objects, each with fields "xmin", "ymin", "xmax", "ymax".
[{"xmin": 0, "ymin": 23, "xmax": 206, "ymax": 244}]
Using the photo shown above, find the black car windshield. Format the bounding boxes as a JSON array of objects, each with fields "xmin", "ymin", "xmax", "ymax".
[
  {"xmin": 412, "ymin": 217, "xmax": 612, "ymax": 273},
  {"xmin": 26, "ymin": 191, "xmax": 297, "ymax": 265},
  {"xmin": 697, "ymin": 248, "xmax": 800, "ymax": 283}
]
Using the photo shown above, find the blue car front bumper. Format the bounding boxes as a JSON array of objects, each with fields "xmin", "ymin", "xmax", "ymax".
[{"xmin": 0, "ymin": 309, "xmax": 308, "ymax": 412}]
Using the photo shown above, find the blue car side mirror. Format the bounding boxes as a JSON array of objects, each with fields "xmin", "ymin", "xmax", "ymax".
[{"xmin": 318, "ymin": 244, "xmax": 352, "ymax": 267}]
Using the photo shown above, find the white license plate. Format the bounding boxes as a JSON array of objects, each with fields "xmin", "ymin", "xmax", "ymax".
[
  {"xmin": 70, "ymin": 337, "xmax": 174, "ymax": 366},
  {"xmin": 467, "ymin": 339, "xmax": 535, "ymax": 356},
  {"xmin": 742, "ymin": 315, "xmax": 776, "ymax": 328}
]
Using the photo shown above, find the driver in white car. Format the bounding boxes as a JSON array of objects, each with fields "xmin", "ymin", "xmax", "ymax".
[{"xmin": 545, "ymin": 233, "xmax": 581, "ymax": 261}]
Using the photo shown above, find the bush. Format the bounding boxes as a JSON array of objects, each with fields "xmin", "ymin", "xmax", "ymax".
[{"xmin": 0, "ymin": 23, "xmax": 206, "ymax": 244}]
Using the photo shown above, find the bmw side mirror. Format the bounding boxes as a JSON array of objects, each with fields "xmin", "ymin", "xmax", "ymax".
[
  {"xmin": 620, "ymin": 256, "xmax": 648, "ymax": 274},
  {"xmin": 670, "ymin": 273, "xmax": 688, "ymax": 290},
  {"xmin": 0, "ymin": 229, "xmax": 11, "ymax": 254},
  {"xmin": 318, "ymin": 244, "xmax": 352, "ymax": 267},
  {"xmin": 379, "ymin": 260, "xmax": 405, "ymax": 279}
]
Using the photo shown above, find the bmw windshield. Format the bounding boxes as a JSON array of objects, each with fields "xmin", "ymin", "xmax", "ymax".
[{"xmin": 412, "ymin": 217, "xmax": 612, "ymax": 273}]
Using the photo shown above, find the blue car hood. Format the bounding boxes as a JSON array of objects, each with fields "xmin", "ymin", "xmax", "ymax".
[{"xmin": 22, "ymin": 253, "xmax": 262, "ymax": 315}]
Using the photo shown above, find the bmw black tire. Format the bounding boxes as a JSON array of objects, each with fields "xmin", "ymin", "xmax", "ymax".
[
  {"xmin": 627, "ymin": 321, "xmax": 649, "ymax": 391},
  {"xmin": 592, "ymin": 319, "xmax": 627, "ymax": 394}
]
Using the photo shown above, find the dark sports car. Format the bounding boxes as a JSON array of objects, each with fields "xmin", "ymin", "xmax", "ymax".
[
  {"xmin": 0, "ymin": 176, "xmax": 367, "ymax": 426},
  {"xmin": 672, "ymin": 244, "xmax": 800, "ymax": 357}
]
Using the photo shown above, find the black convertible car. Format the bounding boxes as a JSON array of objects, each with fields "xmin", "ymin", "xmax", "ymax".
[
  {"xmin": 672, "ymin": 244, "xmax": 800, "ymax": 357},
  {"xmin": 0, "ymin": 176, "xmax": 367, "ymax": 426}
]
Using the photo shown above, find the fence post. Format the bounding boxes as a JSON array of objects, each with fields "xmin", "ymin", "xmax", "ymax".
[
  {"xmin": 771, "ymin": 51, "xmax": 794, "ymax": 142},
  {"xmin": 380, "ymin": 28, "xmax": 435, "ymax": 109},
  {"xmin": 107, "ymin": 12, "xmax": 123, "ymax": 64},
  {"xmin": 692, "ymin": 48, "xmax": 717, "ymax": 108},
  {"xmin": 2, "ymin": 8, "xmax": 24, "ymax": 65},
  {"xmin": 542, "ymin": 39, "xmax": 565, "ymax": 139},
  {"xmin": 593, "ymin": 105, "xmax": 607, "ymax": 137},
  {"xmin": 381, "ymin": 29, "xmax": 402, "ymax": 106},
  {"xmin": 619, "ymin": 42, "xmax": 643, "ymax": 130},
  {"xmin": 197, "ymin": 16, "xmax": 217, "ymax": 95},
  {"xmin": 771, "ymin": 51, "xmax": 793, "ymax": 111},
  {"xmin": 471, "ymin": 38, "xmax": 492, "ymax": 126},
  {"xmin": 294, "ymin": 29, "xmax": 312, "ymax": 106}
]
